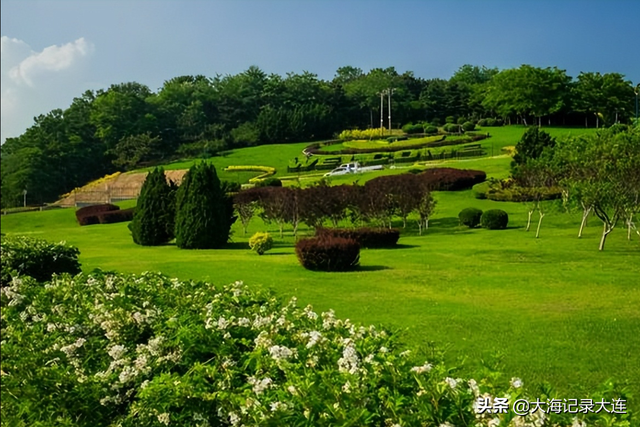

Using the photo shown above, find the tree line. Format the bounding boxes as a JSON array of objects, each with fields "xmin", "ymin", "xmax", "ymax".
[{"xmin": 1, "ymin": 64, "xmax": 637, "ymax": 208}]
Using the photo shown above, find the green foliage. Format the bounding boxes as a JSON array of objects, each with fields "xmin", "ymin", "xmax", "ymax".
[
  {"xmin": 175, "ymin": 163, "xmax": 234, "ymax": 249},
  {"xmin": 423, "ymin": 125, "xmax": 438, "ymax": 134},
  {"xmin": 401, "ymin": 123, "xmax": 424, "ymax": 134},
  {"xmin": 111, "ymin": 132, "xmax": 168, "ymax": 171},
  {"xmin": 2, "ymin": 271, "xmax": 632, "ymax": 426},
  {"xmin": 129, "ymin": 168, "xmax": 176, "ymax": 246},
  {"xmin": 462, "ymin": 121, "xmax": 476, "ymax": 132},
  {"xmin": 481, "ymin": 209, "xmax": 509, "ymax": 229},
  {"xmin": 445, "ymin": 116, "xmax": 456, "ymax": 124},
  {"xmin": 338, "ymin": 128, "xmax": 387, "ymax": 140},
  {"xmin": 513, "ymin": 127, "xmax": 556, "ymax": 167},
  {"xmin": 443, "ymin": 123, "xmax": 461, "ymax": 133},
  {"xmin": 458, "ymin": 207, "xmax": 483, "ymax": 228},
  {"xmin": 248, "ymin": 231, "xmax": 273, "ymax": 255},
  {"xmin": 1, "ymin": 235, "xmax": 81, "ymax": 285},
  {"xmin": 255, "ymin": 177, "xmax": 282, "ymax": 187}
]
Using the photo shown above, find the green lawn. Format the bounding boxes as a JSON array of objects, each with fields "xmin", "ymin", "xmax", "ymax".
[{"xmin": 3, "ymin": 125, "xmax": 638, "ymax": 407}]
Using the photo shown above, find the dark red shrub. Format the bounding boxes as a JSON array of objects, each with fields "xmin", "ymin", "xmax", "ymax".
[
  {"xmin": 419, "ymin": 168, "xmax": 486, "ymax": 191},
  {"xmin": 295, "ymin": 236, "xmax": 360, "ymax": 271},
  {"xmin": 97, "ymin": 208, "xmax": 136, "ymax": 224},
  {"xmin": 76, "ymin": 204, "xmax": 120, "ymax": 226},
  {"xmin": 316, "ymin": 227, "xmax": 400, "ymax": 248}
]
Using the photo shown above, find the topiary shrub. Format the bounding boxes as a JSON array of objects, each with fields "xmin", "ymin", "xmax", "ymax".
[
  {"xmin": 316, "ymin": 227, "xmax": 400, "ymax": 248},
  {"xmin": 402, "ymin": 123, "xmax": 424, "ymax": 134},
  {"xmin": 481, "ymin": 209, "xmax": 509, "ymax": 230},
  {"xmin": 423, "ymin": 125, "xmax": 438, "ymax": 134},
  {"xmin": 75, "ymin": 204, "xmax": 120, "ymax": 226},
  {"xmin": 458, "ymin": 208, "xmax": 483, "ymax": 228},
  {"xmin": 445, "ymin": 116, "xmax": 456, "ymax": 124},
  {"xmin": 97, "ymin": 208, "xmax": 136, "ymax": 224},
  {"xmin": 462, "ymin": 121, "xmax": 476, "ymax": 132},
  {"xmin": 129, "ymin": 168, "xmax": 176, "ymax": 245},
  {"xmin": 443, "ymin": 123, "xmax": 461, "ymax": 133},
  {"xmin": 295, "ymin": 236, "xmax": 360, "ymax": 271},
  {"xmin": 1, "ymin": 236, "xmax": 81, "ymax": 285},
  {"xmin": 249, "ymin": 232, "xmax": 273, "ymax": 255}
]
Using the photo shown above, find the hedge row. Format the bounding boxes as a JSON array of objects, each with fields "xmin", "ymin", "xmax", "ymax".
[
  {"xmin": 295, "ymin": 236, "xmax": 360, "ymax": 271},
  {"xmin": 420, "ymin": 167, "xmax": 486, "ymax": 191},
  {"xmin": 76, "ymin": 204, "xmax": 135, "ymax": 226},
  {"xmin": 1, "ymin": 235, "xmax": 81, "ymax": 285},
  {"xmin": 316, "ymin": 227, "xmax": 400, "ymax": 248}
]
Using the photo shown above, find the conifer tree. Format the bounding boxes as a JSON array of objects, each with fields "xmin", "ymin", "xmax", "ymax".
[
  {"xmin": 129, "ymin": 167, "xmax": 176, "ymax": 245},
  {"xmin": 175, "ymin": 163, "xmax": 234, "ymax": 249}
]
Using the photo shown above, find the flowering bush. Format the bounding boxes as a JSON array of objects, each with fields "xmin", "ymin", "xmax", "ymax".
[
  {"xmin": 249, "ymin": 232, "xmax": 273, "ymax": 255},
  {"xmin": 1, "ymin": 271, "xmax": 633, "ymax": 426},
  {"xmin": 338, "ymin": 128, "xmax": 386, "ymax": 140},
  {"xmin": 0, "ymin": 235, "xmax": 81, "ymax": 286}
]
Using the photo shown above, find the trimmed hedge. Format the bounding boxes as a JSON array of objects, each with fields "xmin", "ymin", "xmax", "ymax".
[
  {"xmin": 75, "ymin": 203, "xmax": 120, "ymax": 226},
  {"xmin": 481, "ymin": 209, "xmax": 509, "ymax": 230},
  {"xmin": 316, "ymin": 227, "xmax": 400, "ymax": 248},
  {"xmin": 97, "ymin": 207, "xmax": 135, "ymax": 224},
  {"xmin": 249, "ymin": 232, "xmax": 273, "ymax": 255},
  {"xmin": 1, "ymin": 235, "xmax": 81, "ymax": 285},
  {"xmin": 295, "ymin": 236, "xmax": 360, "ymax": 271},
  {"xmin": 420, "ymin": 168, "xmax": 486, "ymax": 191},
  {"xmin": 458, "ymin": 208, "xmax": 483, "ymax": 228}
]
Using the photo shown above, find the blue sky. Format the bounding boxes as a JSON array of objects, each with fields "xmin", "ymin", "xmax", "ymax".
[{"xmin": 2, "ymin": 0, "xmax": 639, "ymax": 143}]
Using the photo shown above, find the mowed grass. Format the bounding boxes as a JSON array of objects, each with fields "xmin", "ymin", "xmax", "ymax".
[{"xmin": 3, "ymin": 126, "xmax": 638, "ymax": 406}]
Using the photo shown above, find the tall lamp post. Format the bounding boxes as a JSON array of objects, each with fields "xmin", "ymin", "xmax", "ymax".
[
  {"xmin": 378, "ymin": 91, "xmax": 385, "ymax": 131},
  {"xmin": 635, "ymin": 83, "xmax": 639, "ymax": 125},
  {"xmin": 383, "ymin": 88, "xmax": 395, "ymax": 133}
]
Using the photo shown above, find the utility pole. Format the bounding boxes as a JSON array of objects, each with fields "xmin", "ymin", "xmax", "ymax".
[
  {"xmin": 387, "ymin": 88, "xmax": 395, "ymax": 133},
  {"xmin": 379, "ymin": 91, "xmax": 384, "ymax": 131}
]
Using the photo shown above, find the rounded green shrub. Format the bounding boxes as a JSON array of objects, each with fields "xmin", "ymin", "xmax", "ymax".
[
  {"xmin": 481, "ymin": 209, "xmax": 509, "ymax": 230},
  {"xmin": 424, "ymin": 125, "xmax": 438, "ymax": 134},
  {"xmin": 458, "ymin": 207, "xmax": 483, "ymax": 228},
  {"xmin": 462, "ymin": 121, "xmax": 476, "ymax": 132},
  {"xmin": 249, "ymin": 232, "xmax": 273, "ymax": 255}
]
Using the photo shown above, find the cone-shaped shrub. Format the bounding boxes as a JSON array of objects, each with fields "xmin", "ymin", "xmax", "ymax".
[
  {"xmin": 296, "ymin": 236, "xmax": 360, "ymax": 271},
  {"xmin": 175, "ymin": 163, "xmax": 233, "ymax": 249},
  {"xmin": 129, "ymin": 168, "xmax": 176, "ymax": 245}
]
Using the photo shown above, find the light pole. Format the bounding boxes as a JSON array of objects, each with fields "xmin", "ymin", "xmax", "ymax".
[
  {"xmin": 635, "ymin": 84, "xmax": 639, "ymax": 125},
  {"xmin": 386, "ymin": 88, "xmax": 395, "ymax": 134},
  {"xmin": 378, "ymin": 91, "xmax": 385, "ymax": 131}
]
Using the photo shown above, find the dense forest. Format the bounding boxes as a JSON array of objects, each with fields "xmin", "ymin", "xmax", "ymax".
[{"xmin": 1, "ymin": 64, "xmax": 636, "ymax": 208}]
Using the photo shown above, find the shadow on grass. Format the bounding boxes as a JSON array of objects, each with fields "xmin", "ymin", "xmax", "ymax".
[
  {"xmin": 390, "ymin": 244, "xmax": 420, "ymax": 250},
  {"xmin": 225, "ymin": 242, "xmax": 249, "ymax": 250},
  {"xmin": 358, "ymin": 265, "xmax": 391, "ymax": 272}
]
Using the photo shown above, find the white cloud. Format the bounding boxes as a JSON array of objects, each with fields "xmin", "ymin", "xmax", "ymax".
[{"xmin": 1, "ymin": 37, "xmax": 94, "ymax": 143}]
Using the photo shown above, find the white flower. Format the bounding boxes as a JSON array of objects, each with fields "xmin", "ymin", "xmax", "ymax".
[
  {"xmin": 468, "ymin": 378, "xmax": 480, "ymax": 396},
  {"xmin": 268, "ymin": 345, "xmax": 296, "ymax": 361},
  {"xmin": 270, "ymin": 401, "xmax": 288, "ymax": 412},
  {"xmin": 487, "ymin": 417, "xmax": 500, "ymax": 427},
  {"xmin": 247, "ymin": 376, "xmax": 272, "ymax": 394},
  {"xmin": 510, "ymin": 377, "xmax": 523, "ymax": 388},
  {"xmin": 303, "ymin": 305, "xmax": 318, "ymax": 320},
  {"xmin": 342, "ymin": 381, "xmax": 352, "ymax": 393},
  {"xmin": 410, "ymin": 362, "xmax": 433, "ymax": 374},
  {"xmin": 157, "ymin": 412, "xmax": 170, "ymax": 425},
  {"xmin": 287, "ymin": 385, "xmax": 298, "ymax": 395},
  {"xmin": 379, "ymin": 346, "xmax": 389, "ymax": 353},
  {"xmin": 399, "ymin": 350, "xmax": 411, "ymax": 358},
  {"xmin": 302, "ymin": 330, "xmax": 324, "ymax": 348},
  {"xmin": 337, "ymin": 342, "xmax": 359, "ymax": 375},
  {"xmin": 444, "ymin": 377, "xmax": 458, "ymax": 389},
  {"xmin": 254, "ymin": 331, "xmax": 272, "ymax": 349},
  {"xmin": 217, "ymin": 316, "xmax": 230, "ymax": 330},
  {"xmin": 571, "ymin": 417, "xmax": 587, "ymax": 427},
  {"xmin": 228, "ymin": 412, "xmax": 240, "ymax": 426}
]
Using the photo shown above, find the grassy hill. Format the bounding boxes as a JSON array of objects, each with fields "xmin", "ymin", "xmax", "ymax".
[{"xmin": 2, "ymin": 125, "xmax": 638, "ymax": 406}]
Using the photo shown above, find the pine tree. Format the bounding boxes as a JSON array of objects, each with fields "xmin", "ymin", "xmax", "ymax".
[
  {"xmin": 175, "ymin": 163, "xmax": 234, "ymax": 249},
  {"xmin": 129, "ymin": 168, "xmax": 176, "ymax": 245}
]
